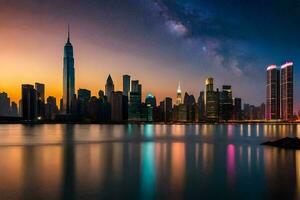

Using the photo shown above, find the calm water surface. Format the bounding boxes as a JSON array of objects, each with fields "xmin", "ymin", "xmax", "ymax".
[{"xmin": 0, "ymin": 124, "xmax": 299, "ymax": 200}]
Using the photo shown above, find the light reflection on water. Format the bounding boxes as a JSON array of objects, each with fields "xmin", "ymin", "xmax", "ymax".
[{"xmin": 0, "ymin": 124, "xmax": 299, "ymax": 199}]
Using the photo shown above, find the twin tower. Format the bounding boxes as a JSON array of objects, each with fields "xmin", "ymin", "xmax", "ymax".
[{"xmin": 266, "ymin": 62, "xmax": 293, "ymax": 120}]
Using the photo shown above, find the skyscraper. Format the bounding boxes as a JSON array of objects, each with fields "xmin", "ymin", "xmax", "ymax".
[
  {"xmin": 266, "ymin": 64, "xmax": 280, "ymax": 120},
  {"xmin": 123, "ymin": 75, "xmax": 130, "ymax": 97},
  {"xmin": 0, "ymin": 92, "xmax": 10, "ymax": 116},
  {"xmin": 129, "ymin": 80, "xmax": 142, "ymax": 121},
  {"xmin": 35, "ymin": 82, "xmax": 45, "ymax": 119},
  {"xmin": 176, "ymin": 82, "xmax": 182, "ymax": 105},
  {"xmin": 110, "ymin": 91, "xmax": 124, "ymax": 122},
  {"xmin": 21, "ymin": 84, "xmax": 37, "ymax": 121},
  {"xmin": 281, "ymin": 62, "xmax": 293, "ymax": 120},
  {"xmin": 219, "ymin": 85, "xmax": 233, "ymax": 121},
  {"xmin": 78, "ymin": 88, "xmax": 91, "ymax": 117},
  {"xmin": 232, "ymin": 98, "xmax": 242, "ymax": 120},
  {"xmin": 205, "ymin": 77, "xmax": 219, "ymax": 122},
  {"xmin": 105, "ymin": 74, "xmax": 114, "ymax": 102},
  {"xmin": 63, "ymin": 26, "xmax": 75, "ymax": 114},
  {"xmin": 197, "ymin": 91, "xmax": 205, "ymax": 121},
  {"xmin": 164, "ymin": 97, "xmax": 172, "ymax": 122}
]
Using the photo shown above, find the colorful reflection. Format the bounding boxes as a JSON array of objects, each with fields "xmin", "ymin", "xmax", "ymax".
[{"xmin": 0, "ymin": 124, "xmax": 298, "ymax": 199}]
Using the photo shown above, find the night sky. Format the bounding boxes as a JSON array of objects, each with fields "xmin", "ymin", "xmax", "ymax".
[{"xmin": 0, "ymin": 0, "xmax": 299, "ymax": 110}]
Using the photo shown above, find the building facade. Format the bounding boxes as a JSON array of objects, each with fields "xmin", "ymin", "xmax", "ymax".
[
  {"xmin": 281, "ymin": 62, "xmax": 293, "ymax": 120},
  {"xmin": 63, "ymin": 27, "xmax": 75, "ymax": 114},
  {"xmin": 266, "ymin": 65, "xmax": 280, "ymax": 120}
]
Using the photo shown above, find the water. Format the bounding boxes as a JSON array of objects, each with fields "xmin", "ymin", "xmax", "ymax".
[{"xmin": 0, "ymin": 124, "xmax": 299, "ymax": 200}]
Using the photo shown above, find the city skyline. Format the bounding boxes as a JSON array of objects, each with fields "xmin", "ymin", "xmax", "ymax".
[{"xmin": 0, "ymin": 0, "xmax": 299, "ymax": 111}]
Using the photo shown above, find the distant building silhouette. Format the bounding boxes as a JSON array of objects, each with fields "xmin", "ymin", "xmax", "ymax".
[
  {"xmin": 45, "ymin": 96, "xmax": 58, "ymax": 120},
  {"xmin": 22, "ymin": 84, "xmax": 37, "ymax": 121},
  {"xmin": 0, "ymin": 92, "xmax": 10, "ymax": 116},
  {"xmin": 35, "ymin": 82, "xmax": 45, "ymax": 119},
  {"xmin": 219, "ymin": 85, "xmax": 233, "ymax": 121},
  {"xmin": 78, "ymin": 89, "xmax": 91, "ymax": 117},
  {"xmin": 232, "ymin": 98, "xmax": 242, "ymax": 120},
  {"xmin": 123, "ymin": 75, "xmax": 131, "ymax": 98},
  {"xmin": 105, "ymin": 74, "xmax": 114, "ymax": 102}
]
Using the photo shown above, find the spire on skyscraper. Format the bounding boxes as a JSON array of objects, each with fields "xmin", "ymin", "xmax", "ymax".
[
  {"xmin": 177, "ymin": 82, "xmax": 181, "ymax": 93},
  {"xmin": 67, "ymin": 24, "xmax": 70, "ymax": 43},
  {"xmin": 176, "ymin": 81, "xmax": 182, "ymax": 105}
]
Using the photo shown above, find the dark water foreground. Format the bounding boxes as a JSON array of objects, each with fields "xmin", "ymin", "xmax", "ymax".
[{"xmin": 0, "ymin": 124, "xmax": 300, "ymax": 200}]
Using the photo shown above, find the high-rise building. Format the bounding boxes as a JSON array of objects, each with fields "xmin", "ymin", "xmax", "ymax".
[
  {"xmin": 63, "ymin": 26, "xmax": 75, "ymax": 114},
  {"xmin": 145, "ymin": 93, "xmax": 156, "ymax": 122},
  {"xmin": 145, "ymin": 93, "xmax": 156, "ymax": 107},
  {"xmin": 205, "ymin": 77, "xmax": 214, "ymax": 92},
  {"xmin": 110, "ymin": 91, "xmax": 124, "ymax": 122},
  {"xmin": 129, "ymin": 80, "xmax": 142, "ymax": 121},
  {"xmin": 0, "ymin": 92, "xmax": 10, "ymax": 116},
  {"xmin": 164, "ymin": 97, "xmax": 172, "ymax": 122},
  {"xmin": 131, "ymin": 80, "xmax": 139, "ymax": 93},
  {"xmin": 78, "ymin": 89, "xmax": 91, "ymax": 117},
  {"xmin": 281, "ymin": 62, "xmax": 293, "ymax": 120},
  {"xmin": 176, "ymin": 82, "xmax": 182, "ymax": 105},
  {"xmin": 35, "ymin": 83, "xmax": 45, "ymax": 102},
  {"xmin": 105, "ymin": 74, "xmax": 114, "ymax": 102},
  {"xmin": 197, "ymin": 91, "xmax": 205, "ymax": 121},
  {"xmin": 232, "ymin": 98, "xmax": 242, "ymax": 120},
  {"xmin": 10, "ymin": 102, "xmax": 18, "ymax": 117},
  {"xmin": 219, "ymin": 85, "xmax": 233, "ymax": 121},
  {"xmin": 266, "ymin": 64, "xmax": 280, "ymax": 120},
  {"xmin": 205, "ymin": 77, "xmax": 219, "ymax": 122},
  {"xmin": 21, "ymin": 84, "xmax": 37, "ymax": 121},
  {"xmin": 123, "ymin": 75, "xmax": 130, "ymax": 97},
  {"xmin": 45, "ymin": 96, "xmax": 58, "ymax": 120},
  {"xmin": 35, "ymin": 82, "xmax": 45, "ymax": 119}
]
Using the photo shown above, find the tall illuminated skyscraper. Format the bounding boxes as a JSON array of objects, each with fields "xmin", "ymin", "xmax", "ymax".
[
  {"xmin": 281, "ymin": 62, "xmax": 293, "ymax": 120},
  {"xmin": 205, "ymin": 77, "xmax": 219, "ymax": 122},
  {"xmin": 176, "ymin": 82, "xmax": 182, "ymax": 105},
  {"xmin": 266, "ymin": 64, "xmax": 280, "ymax": 120},
  {"xmin": 63, "ymin": 26, "xmax": 75, "ymax": 114}
]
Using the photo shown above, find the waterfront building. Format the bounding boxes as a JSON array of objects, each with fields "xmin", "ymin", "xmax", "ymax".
[
  {"xmin": 98, "ymin": 90, "xmax": 111, "ymax": 122},
  {"xmin": 78, "ymin": 88, "xmax": 91, "ymax": 117},
  {"xmin": 45, "ymin": 96, "xmax": 58, "ymax": 120},
  {"xmin": 105, "ymin": 75, "xmax": 114, "ymax": 102},
  {"xmin": 35, "ymin": 82, "xmax": 45, "ymax": 119},
  {"xmin": 110, "ymin": 91, "xmax": 124, "ymax": 122},
  {"xmin": 21, "ymin": 84, "xmax": 37, "ymax": 121},
  {"xmin": 197, "ymin": 91, "xmax": 205, "ymax": 121},
  {"xmin": 219, "ymin": 85, "xmax": 233, "ymax": 121},
  {"xmin": 281, "ymin": 62, "xmax": 293, "ymax": 120},
  {"xmin": 205, "ymin": 78, "xmax": 219, "ymax": 122},
  {"xmin": 123, "ymin": 75, "xmax": 131, "ymax": 98},
  {"xmin": 145, "ymin": 93, "xmax": 156, "ymax": 122},
  {"xmin": 0, "ymin": 92, "xmax": 10, "ymax": 116},
  {"xmin": 63, "ymin": 26, "xmax": 75, "ymax": 114},
  {"xmin": 266, "ymin": 64, "xmax": 280, "ymax": 120},
  {"xmin": 176, "ymin": 82, "xmax": 182, "ymax": 105},
  {"xmin": 145, "ymin": 93, "xmax": 156, "ymax": 107},
  {"xmin": 232, "ymin": 98, "xmax": 242, "ymax": 120},
  {"xmin": 129, "ymin": 80, "xmax": 142, "ymax": 121},
  {"xmin": 10, "ymin": 102, "xmax": 18, "ymax": 117},
  {"xmin": 164, "ymin": 97, "xmax": 172, "ymax": 122}
]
